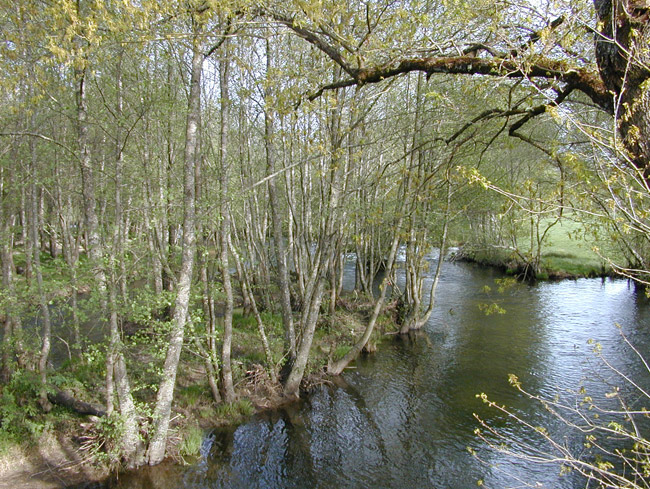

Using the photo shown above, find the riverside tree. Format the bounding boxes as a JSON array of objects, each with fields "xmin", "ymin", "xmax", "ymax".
[{"xmin": 1, "ymin": 0, "xmax": 649, "ymax": 470}]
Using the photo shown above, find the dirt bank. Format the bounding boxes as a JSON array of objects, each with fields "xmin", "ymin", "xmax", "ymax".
[{"xmin": 0, "ymin": 433, "xmax": 107, "ymax": 489}]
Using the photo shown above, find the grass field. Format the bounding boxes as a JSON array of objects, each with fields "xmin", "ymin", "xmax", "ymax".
[
  {"xmin": 532, "ymin": 218, "xmax": 611, "ymax": 277},
  {"xmin": 462, "ymin": 216, "xmax": 618, "ymax": 279}
]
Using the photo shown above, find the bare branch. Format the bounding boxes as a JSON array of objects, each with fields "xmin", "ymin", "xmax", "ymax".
[
  {"xmin": 270, "ymin": 11, "xmax": 358, "ymax": 80},
  {"xmin": 0, "ymin": 132, "xmax": 80, "ymax": 163}
]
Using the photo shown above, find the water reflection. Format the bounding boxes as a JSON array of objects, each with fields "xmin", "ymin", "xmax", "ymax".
[{"xmin": 102, "ymin": 260, "xmax": 650, "ymax": 489}]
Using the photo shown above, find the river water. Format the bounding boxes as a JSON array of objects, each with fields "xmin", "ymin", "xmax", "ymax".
[{"xmin": 100, "ymin": 255, "xmax": 650, "ymax": 489}]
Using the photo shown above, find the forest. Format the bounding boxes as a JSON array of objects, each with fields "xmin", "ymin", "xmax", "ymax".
[{"xmin": 1, "ymin": 0, "xmax": 649, "ymax": 485}]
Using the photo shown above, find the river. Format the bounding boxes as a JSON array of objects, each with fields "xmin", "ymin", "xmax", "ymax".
[{"xmin": 97, "ymin": 254, "xmax": 650, "ymax": 489}]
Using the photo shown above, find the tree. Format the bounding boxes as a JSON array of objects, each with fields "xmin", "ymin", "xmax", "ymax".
[
  {"xmin": 146, "ymin": 15, "xmax": 204, "ymax": 466},
  {"xmin": 270, "ymin": 1, "xmax": 643, "ymax": 165},
  {"xmin": 269, "ymin": 0, "xmax": 650, "ymax": 280},
  {"xmin": 594, "ymin": 0, "xmax": 650, "ymax": 172}
]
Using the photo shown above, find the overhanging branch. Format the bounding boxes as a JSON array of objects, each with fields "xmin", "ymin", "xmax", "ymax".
[
  {"xmin": 0, "ymin": 132, "xmax": 80, "ymax": 163},
  {"xmin": 295, "ymin": 56, "xmax": 610, "ymax": 112},
  {"xmin": 508, "ymin": 85, "xmax": 576, "ymax": 136}
]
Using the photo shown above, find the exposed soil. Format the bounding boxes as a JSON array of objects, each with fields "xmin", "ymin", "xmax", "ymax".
[
  {"xmin": 0, "ymin": 294, "xmax": 391, "ymax": 489},
  {"xmin": 0, "ymin": 433, "xmax": 107, "ymax": 489}
]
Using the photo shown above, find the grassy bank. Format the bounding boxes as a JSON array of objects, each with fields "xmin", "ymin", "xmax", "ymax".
[
  {"xmin": 0, "ymin": 291, "xmax": 395, "ymax": 485},
  {"xmin": 458, "ymin": 218, "xmax": 616, "ymax": 279}
]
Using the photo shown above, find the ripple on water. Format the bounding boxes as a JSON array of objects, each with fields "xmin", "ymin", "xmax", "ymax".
[{"xmin": 107, "ymin": 262, "xmax": 650, "ymax": 489}]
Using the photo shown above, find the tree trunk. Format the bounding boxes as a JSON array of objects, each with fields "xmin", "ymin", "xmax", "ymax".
[
  {"xmin": 76, "ymin": 64, "xmax": 107, "ymax": 304},
  {"xmin": 48, "ymin": 389, "xmax": 106, "ymax": 417},
  {"xmin": 283, "ymin": 276, "xmax": 326, "ymax": 397},
  {"xmin": 229, "ymin": 233, "xmax": 278, "ymax": 384},
  {"xmin": 594, "ymin": 0, "xmax": 650, "ymax": 170},
  {"xmin": 21, "ymin": 186, "xmax": 33, "ymax": 282},
  {"xmin": 329, "ymin": 226, "xmax": 402, "ymax": 375},
  {"xmin": 400, "ymin": 176, "xmax": 451, "ymax": 333},
  {"xmin": 53, "ymin": 146, "xmax": 82, "ymax": 354},
  {"xmin": 106, "ymin": 50, "xmax": 141, "ymax": 467},
  {"xmin": 147, "ymin": 34, "xmax": 201, "ymax": 466},
  {"xmin": 0, "ymin": 171, "xmax": 22, "ymax": 381},
  {"xmin": 31, "ymin": 143, "xmax": 53, "ymax": 409},
  {"xmin": 265, "ymin": 37, "xmax": 296, "ymax": 364},
  {"xmin": 218, "ymin": 41, "xmax": 236, "ymax": 404},
  {"xmin": 283, "ymin": 71, "xmax": 347, "ymax": 397}
]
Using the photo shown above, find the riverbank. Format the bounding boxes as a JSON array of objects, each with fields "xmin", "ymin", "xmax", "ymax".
[
  {"xmin": 0, "ymin": 433, "xmax": 107, "ymax": 489},
  {"xmin": 454, "ymin": 245, "xmax": 612, "ymax": 280},
  {"xmin": 0, "ymin": 293, "xmax": 396, "ymax": 489},
  {"xmin": 454, "ymin": 217, "xmax": 620, "ymax": 280},
  {"xmin": 48, "ymin": 265, "xmax": 650, "ymax": 489},
  {"xmin": 0, "ymin": 227, "xmax": 621, "ymax": 488}
]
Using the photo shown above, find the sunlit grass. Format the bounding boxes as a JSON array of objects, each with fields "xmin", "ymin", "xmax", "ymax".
[
  {"xmin": 532, "ymin": 219, "xmax": 612, "ymax": 277},
  {"xmin": 464, "ymin": 217, "xmax": 619, "ymax": 279}
]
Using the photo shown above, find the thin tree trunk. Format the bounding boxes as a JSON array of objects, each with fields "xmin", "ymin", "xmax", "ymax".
[
  {"xmin": 265, "ymin": 37, "xmax": 296, "ymax": 364},
  {"xmin": 218, "ymin": 41, "xmax": 236, "ymax": 403},
  {"xmin": 283, "ymin": 276, "xmax": 326, "ymax": 397},
  {"xmin": 21, "ymin": 186, "xmax": 33, "ymax": 281},
  {"xmin": 53, "ymin": 148, "xmax": 82, "ymax": 354},
  {"xmin": 328, "ymin": 224, "xmax": 402, "ymax": 375},
  {"xmin": 113, "ymin": 349, "xmax": 141, "ymax": 466},
  {"xmin": 30, "ymin": 141, "xmax": 53, "ymax": 408},
  {"xmin": 0, "ymin": 167, "xmax": 21, "ymax": 380},
  {"xmin": 191, "ymin": 327, "xmax": 221, "ymax": 404},
  {"xmin": 147, "ymin": 34, "xmax": 201, "ymax": 466},
  {"xmin": 283, "ymin": 73, "xmax": 346, "ymax": 397},
  {"xmin": 106, "ymin": 50, "xmax": 141, "ymax": 466},
  {"xmin": 76, "ymin": 63, "xmax": 107, "ymax": 305},
  {"xmin": 0, "ymin": 218, "xmax": 15, "ymax": 381},
  {"xmin": 229, "ymin": 233, "xmax": 278, "ymax": 384},
  {"xmin": 400, "ymin": 176, "xmax": 451, "ymax": 333}
]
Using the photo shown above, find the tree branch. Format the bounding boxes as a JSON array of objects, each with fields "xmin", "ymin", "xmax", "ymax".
[
  {"xmin": 306, "ymin": 78, "xmax": 357, "ymax": 101},
  {"xmin": 361, "ymin": 57, "xmax": 609, "ymax": 110},
  {"xmin": 204, "ymin": 17, "xmax": 234, "ymax": 59},
  {"xmin": 509, "ymin": 15, "xmax": 565, "ymax": 58},
  {"xmin": 0, "ymin": 132, "xmax": 81, "ymax": 163},
  {"xmin": 295, "ymin": 56, "xmax": 610, "ymax": 112},
  {"xmin": 446, "ymin": 107, "xmax": 525, "ymax": 145},
  {"xmin": 270, "ymin": 12, "xmax": 358, "ymax": 80},
  {"xmin": 270, "ymin": 10, "xmax": 611, "ymax": 113},
  {"xmin": 508, "ymin": 84, "xmax": 576, "ymax": 136}
]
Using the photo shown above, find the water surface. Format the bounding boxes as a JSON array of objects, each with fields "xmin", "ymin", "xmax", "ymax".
[{"xmin": 104, "ymin": 259, "xmax": 650, "ymax": 489}]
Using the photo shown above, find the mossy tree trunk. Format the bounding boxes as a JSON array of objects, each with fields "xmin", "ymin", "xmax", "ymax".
[
  {"xmin": 218, "ymin": 38, "xmax": 236, "ymax": 404},
  {"xmin": 147, "ymin": 28, "xmax": 202, "ymax": 466}
]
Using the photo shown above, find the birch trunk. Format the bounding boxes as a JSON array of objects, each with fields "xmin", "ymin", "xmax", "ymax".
[
  {"xmin": 147, "ymin": 35, "xmax": 201, "ymax": 466},
  {"xmin": 30, "ymin": 141, "xmax": 53, "ymax": 408},
  {"xmin": 76, "ymin": 65, "xmax": 106, "ymax": 303},
  {"xmin": 218, "ymin": 41, "xmax": 236, "ymax": 403},
  {"xmin": 265, "ymin": 38, "xmax": 296, "ymax": 363},
  {"xmin": 106, "ymin": 51, "xmax": 141, "ymax": 466}
]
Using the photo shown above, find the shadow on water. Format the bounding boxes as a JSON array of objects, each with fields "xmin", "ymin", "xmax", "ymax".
[{"xmin": 82, "ymin": 258, "xmax": 650, "ymax": 489}]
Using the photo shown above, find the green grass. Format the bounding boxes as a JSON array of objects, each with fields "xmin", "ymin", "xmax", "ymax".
[
  {"xmin": 332, "ymin": 345, "xmax": 351, "ymax": 361},
  {"xmin": 463, "ymin": 217, "xmax": 617, "ymax": 279},
  {"xmin": 214, "ymin": 399, "xmax": 255, "ymax": 421},
  {"xmin": 176, "ymin": 384, "xmax": 210, "ymax": 408},
  {"xmin": 178, "ymin": 423, "xmax": 204, "ymax": 459},
  {"xmin": 532, "ymin": 219, "xmax": 612, "ymax": 277}
]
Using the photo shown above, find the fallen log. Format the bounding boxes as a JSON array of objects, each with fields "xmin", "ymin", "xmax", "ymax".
[{"xmin": 47, "ymin": 389, "xmax": 106, "ymax": 417}]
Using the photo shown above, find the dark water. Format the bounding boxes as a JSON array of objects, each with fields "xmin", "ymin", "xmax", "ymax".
[{"xmin": 102, "ymin": 256, "xmax": 650, "ymax": 489}]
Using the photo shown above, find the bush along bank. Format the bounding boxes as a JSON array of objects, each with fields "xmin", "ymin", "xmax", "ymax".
[
  {"xmin": 453, "ymin": 244, "xmax": 612, "ymax": 282},
  {"xmin": 0, "ymin": 290, "xmax": 399, "ymax": 485}
]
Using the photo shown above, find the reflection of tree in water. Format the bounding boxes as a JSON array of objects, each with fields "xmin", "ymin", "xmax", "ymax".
[
  {"xmin": 342, "ymin": 331, "xmax": 447, "ymax": 487},
  {"xmin": 302, "ymin": 385, "xmax": 384, "ymax": 487},
  {"xmin": 166, "ymin": 271, "xmax": 650, "ymax": 489},
  {"xmin": 188, "ymin": 411, "xmax": 312, "ymax": 489}
]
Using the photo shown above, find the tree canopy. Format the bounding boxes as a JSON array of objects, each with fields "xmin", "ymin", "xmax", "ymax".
[{"xmin": 1, "ymin": 0, "xmax": 649, "ymax": 472}]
